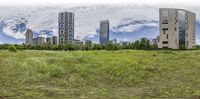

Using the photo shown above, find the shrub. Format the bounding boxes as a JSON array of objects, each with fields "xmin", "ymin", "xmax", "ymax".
[{"xmin": 8, "ymin": 45, "xmax": 17, "ymax": 52}]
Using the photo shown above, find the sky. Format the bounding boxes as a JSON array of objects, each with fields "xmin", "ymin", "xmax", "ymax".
[{"xmin": 0, "ymin": 0, "xmax": 200, "ymax": 44}]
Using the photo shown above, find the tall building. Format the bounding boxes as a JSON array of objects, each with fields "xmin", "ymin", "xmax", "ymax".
[
  {"xmin": 46, "ymin": 37, "xmax": 51, "ymax": 45},
  {"xmin": 58, "ymin": 12, "xmax": 74, "ymax": 45},
  {"xmin": 25, "ymin": 29, "xmax": 33, "ymax": 45},
  {"xmin": 100, "ymin": 20, "xmax": 109, "ymax": 44},
  {"xmin": 52, "ymin": 36, "xmax": 57, "ymax": 45},
  {"xmin": 37, "ymin": 37, "xmax": 45, "ymax": 46},
  {"xmin": 158, "ymin": 8, "xmax": 196, "ymax": 49}
]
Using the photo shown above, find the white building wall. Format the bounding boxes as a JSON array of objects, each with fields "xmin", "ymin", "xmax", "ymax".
[{"xmin": 158, "ymin": 8, "xmax": 196, "ymax": 49}]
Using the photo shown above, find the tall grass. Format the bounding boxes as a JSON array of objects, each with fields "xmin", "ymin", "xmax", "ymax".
[{"xmin": 0, "ymin": 50, "xmax": 200, "ymax": 98}]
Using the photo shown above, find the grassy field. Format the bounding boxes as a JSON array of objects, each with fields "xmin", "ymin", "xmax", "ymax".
[{"xmin": 1, "ymin": 50, "xmax": 200, "ymax": 98}]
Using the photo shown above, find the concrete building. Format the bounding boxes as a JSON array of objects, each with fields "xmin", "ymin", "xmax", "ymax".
[
  {"xmin": 158, "ymin": 8, "xmax": 196, "ymax": 49},
  {"xmin": 46, "ymin": 37, "xmax": 51, "ymax": 45},
  {"xmin": 37, "ymin": 37, "xmax": 45, "ymax": 46},
  {"xmin": 25, "ymin": 29, "xmax": 33, "ymax": 45},
  {"xmin": 73, "ymin": 39, "xmax": 83, "ymax": 45},
  {"xmin": 32, "ymin": 38, "xmax": 38, "ymax": 46},
  {"xmin": 120, "ymin": 41, "xmax": 129, "ymax": 46},
  {"xmin": 151, "ymin": 38, "xmax": 158, "ymax": 45},
  {"xmin": 100, "ymin": 20, "xmax": 109, "ymax": 44},
  {"xmin": 58, "ymin": 12, "xmax": 74, "ymax": 45},
  {"xmin": 52, "ymin": 36, "xmax": 57, "ymax": 45}
]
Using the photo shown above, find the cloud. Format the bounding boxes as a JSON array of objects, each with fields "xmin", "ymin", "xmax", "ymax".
[
  {"xmin": 112, "ymin": 19, "xmax": 158, "ymax": 33},
  {"xmin": 0, "ymin": 4, "xmax": 159, "ymax": 41},
  {"xmin": 0, "ymin": 3, "xmax": 199, "ymax": 44},
  {"xmin": 1, "ymin": 0, "xmax": 200, "ymax": 6},
  {"xmin": 1, "ymin": 17, "xmax": 27, "ymax": 39}
]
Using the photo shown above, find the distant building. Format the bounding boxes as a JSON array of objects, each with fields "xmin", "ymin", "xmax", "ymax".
[
  {"xmin": 100, "ymin": 20, "xmax": 109, "ymax": 44},
  {"xmin": 73, "ymin": 39, "xmax": 83, "ymax": 45},
  {"xmin": 52, "ymin": 36, "xmax": 57, "ymax": 45},
  {"xmin": 113, "ymin": 39, "xmax": 117, "ymax": 44},
  {"xmin": 120, "ymin": 41, "xmax": 129, "ymax": 46},
  {"xmin": 85, "ymin": 40, "xmax": 92, "ymax": 45},
  {"xmin": 46, "ymin": 37, "xmax": 51, "ymax": 45},
  {"xmin": 37, "ymin": 37, "xmax": 45, "ymax": 45},
  {"xmin": 25, "ymin": 29, "xmax": 33, "ymax": 45},
  {"xmin": 58, "ymin": 12, "xmax": 74, "ymax": 45},
  {"xmin": 158, "ymin": 8, "xmax": 196, "ymax": 49},
  {"xmin": 32, "ymin": 38, "xmax": 38, "ymax": 46},
  {"xmin": 151, "ymin": 38, "xmax": 158, "ymax": 45}
]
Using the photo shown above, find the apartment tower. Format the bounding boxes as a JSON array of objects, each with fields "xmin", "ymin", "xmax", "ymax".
[
  {"xmin": 58, "ymin": 12, "xmax": 74, "ymax": 45},
  {"xmin": 25, "ymin": 29, "xmax": 33, "ymax": 45},
  {"xmin": 100, "ymin": 20, "xmax": 109, "ymax": 44},
  {"xmin": 158, "ymin": 8, "xmax": 196, "ymax": 49}
]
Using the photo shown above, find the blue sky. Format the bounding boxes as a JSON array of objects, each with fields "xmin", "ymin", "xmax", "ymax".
[{"xmin": 0, "ymin": 0, "xmax": 200, "ymax": 44}]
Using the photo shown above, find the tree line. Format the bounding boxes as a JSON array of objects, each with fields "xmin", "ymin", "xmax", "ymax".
[{"xmin": 0, "ymin": 38, "xmax": 158, "ymax": 52}]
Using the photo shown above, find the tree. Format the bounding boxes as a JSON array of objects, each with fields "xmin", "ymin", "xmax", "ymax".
[
  {"xmin": 8, "ymin": 45, "xmax": 17, "ymax": 52},
  {"xmin": 93, "ymin": 44, "xmax": 103, "ymax": 50},
  {"xmin": 85, "ymin": 40, "xmax": 93, "ymax": 50},
  {"xmin": 105, "ymin": 41, "xmax": 122, "ymax": 51}
]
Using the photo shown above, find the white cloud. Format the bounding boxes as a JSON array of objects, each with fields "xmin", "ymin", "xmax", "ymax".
[
  {"xmin": 196, "ymin": 39, "xmax": 200, "ymax": 45},
  {"xmin": 1, "ymin": 0, "xmax": 200, "ymax": 6},
  {"xmin": 112, "ymin": 19, "xmax": 158, "ymax": 33},
  {"xmin": 0, "ymin": 4, "xmax": 159, "ymax": 40},
  {"xmin": 0, "ymin": 3, "xmax": 199, "ymax": 42}
]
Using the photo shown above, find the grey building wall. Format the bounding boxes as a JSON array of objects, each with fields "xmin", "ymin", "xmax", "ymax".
[
  {"xmin": 25, "ymin": 29, "xmax": 33, "ymax": 45},
  {"xmin": 37, "ymin": 37, "xmax": 45, "ymax": 46},
  {"xmin": 46, "ymin": 37, "xmax": 51, "ymax": 45},
  {"xmin": 58, "ymin": 12, "xmax": 74, "ymax": 45},
  {"xmin": 100, "ymin": 20, "xmax": 109, "ymax": 44},
  {"xmin": 32, "ymin": 38, "xmax": 38, "ymax": 46},
  {"xmin": 52, "ymin": 36, "xmax": 57, "ymax": 45},
  {"xmin": 158, "ymin": 8, "xmax": 196, "ymax": 49}
]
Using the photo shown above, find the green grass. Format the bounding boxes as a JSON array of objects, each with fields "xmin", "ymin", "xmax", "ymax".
[{"xmin": 1, "ymin": 50, "xmax": 200, "ymax": 98}]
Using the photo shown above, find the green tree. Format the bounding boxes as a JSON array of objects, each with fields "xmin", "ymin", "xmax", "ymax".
[{"xmin": 8, "ymin": 45, "xmax": 17, "ymax": 52}]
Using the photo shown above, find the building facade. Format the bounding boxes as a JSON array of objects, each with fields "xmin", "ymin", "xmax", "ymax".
[
  {"xmin": 37, "ymin": 37, "xmax": 45, "ymax": 46},
  {"xmin": 46, "ymin": 37, "xmax": 51, "ymax": 45},
  {"xmin": 73, "ymin": 39, "xmax": 83, "ymax": 45},
  {"xmin": 151, "ymin": 38, "xmax": 158, "ymax": 45},
  {"xmin": 158, "ymin": 8, "xmax": 196, "ymax": 49},
  {"xmin": 100, "ymin": 20, "xmax": 109, "ymax": 44},
  {"xmin": 25, "ymin": 29, "xmax": 33, "ymax": 45},
  {"xmin": 58, "ymin": 12, "xmax": 74, "ymax": 45},
  {"xmin": 52, "ymin": 36, "xmax": 57, "ymax": 45},
  {"xmin": 32, "ymin": 38, "xmax": 38, "ymax": 46}
]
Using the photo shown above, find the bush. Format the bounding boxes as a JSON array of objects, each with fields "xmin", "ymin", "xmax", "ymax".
[{"xmin": 8, "ymin": 45, "xmax": 17, "ymax": 52}]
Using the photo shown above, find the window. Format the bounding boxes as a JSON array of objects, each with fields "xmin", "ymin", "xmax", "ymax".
[
  {"xmin": 162, "ymin": 28, "xmax": 168, "ymax": 34},
  {"xmin": 162, "ymin": 46, "xmax": 168, "ymax": 48},
  {"xmin": 162, "ymin": 20, "xmax": 168, "ymax": 24},
  {"xmin": 166, "ymin": 34, "xmax": 168, "ymax": 39},
  {"xmin": 162, "ymin": 41, "xmax": 168, "ymax": 44},
  {"xmin": 175, "ymin": 27, "xmax": 177, "ymax": 31},
  {"xmin": 175, "ymin": 17, "xmax": 178, "ymax": 24}
]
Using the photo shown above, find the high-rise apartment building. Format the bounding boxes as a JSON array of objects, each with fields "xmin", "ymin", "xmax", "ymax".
[
  {"xmin": 100, "ymin": 20, "xmax": 109, "ymax": 44},
  {"xmin": 158, "ymin": 8, "xmax": 196, "ymax": 49},
  {"xmin": 25, "ymin": 29, "xmax": 33, "ymax": 45},
  {"xmin": 58, "ymin": 12, "xmax": 74, "ymax": 45}
]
